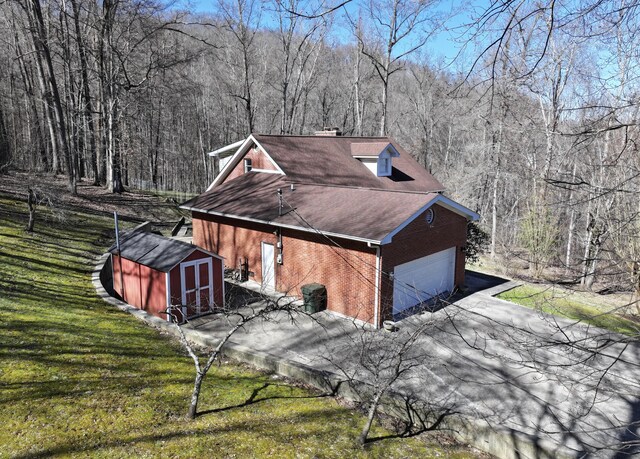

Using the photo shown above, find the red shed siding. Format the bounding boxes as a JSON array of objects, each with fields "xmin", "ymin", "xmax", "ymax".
[
  {"xmin": 379, "ymin": 203, "xmax": 467, "ymax": 323},
  {"xmin": 112, "ymin": 254, "xmax": 168, "ymax": 320},
  {"xmin": 192, "ymin": 212, "xmax": 378, "ymax": 324},
  {"xmin": 225, "ymin": 144, "xmax": 278, "ymax": 182}
]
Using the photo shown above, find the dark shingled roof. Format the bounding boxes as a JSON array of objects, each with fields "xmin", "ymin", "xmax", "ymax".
[
  {"xmin": 252, "ymin": 134, "xmax": 444, "ymax": 192},
  {"xmin": 349, "ymin": 141, "xmax": 392, "ymax": 157},
  {"xmin": 109, "ymin": 230, "xmax": 200, "ymax": 272},
  {"xmin": 182, "ymin": 173, "xmax": 440, "ymax": 242}
]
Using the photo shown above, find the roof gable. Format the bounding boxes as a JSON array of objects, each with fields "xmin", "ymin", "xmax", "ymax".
[
  {"xmin": 207, "ymin": 135, "xmax": 284, "ymax": 191},
  {"xmin": 380, "ymin": 194, "xmax": 479, "ymax": 245},
  {"xmin": 253, "ymin": 134, "xmax": 443, "ymax": 192},
  {"xmin": 206, "ymin": 134, "xmax": 444, "ymax": 193}
]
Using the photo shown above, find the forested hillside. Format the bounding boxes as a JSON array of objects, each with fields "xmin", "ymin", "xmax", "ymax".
[{"xmin": 0, "ymin": 0, "xmax": 639, "ymax": 297}]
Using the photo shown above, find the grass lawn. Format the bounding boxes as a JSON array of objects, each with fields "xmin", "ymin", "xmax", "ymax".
[
  {"xmin": 0, "ymin": 194, "xmax": 477, "ymax": 458},
  {"xmin": 497, "ymin": 285, "xmax": 639, "ymax": 336}
]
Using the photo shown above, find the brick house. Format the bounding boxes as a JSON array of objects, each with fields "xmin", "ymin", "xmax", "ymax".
[{"xmin": 181, "ymin": 131, "xmax": 478, "ymax": 327}]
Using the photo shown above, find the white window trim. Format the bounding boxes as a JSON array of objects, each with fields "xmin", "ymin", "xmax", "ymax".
[{"xmin": 249, "ymin": 168, "xmax": 282, "ymax": 174}]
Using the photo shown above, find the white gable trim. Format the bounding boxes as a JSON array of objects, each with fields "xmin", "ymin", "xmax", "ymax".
[
  {"xmin": 207, "ymin": 136, "xmax": 253, "ymax": 191},
  {"xmin": 163, "ymin": 245, "xmax": 225, "ymax": 273},
  {"xmin": 252, "ymin": 137, "xmax": 285, "ymax": 175},
  {"xmin": 384, "ymin": 143, "xmax": 400, "ymax": 157},
  {"xmin": 380, "ymin": 195, "xmax": 479, "ymax": 245},
  {"xmin": 207, "ymin": 135, "xmax": 285, "ymax": 191},
  {"xmin": 208, "ymin": 140, "xmax": 244, "ymax": 157}
]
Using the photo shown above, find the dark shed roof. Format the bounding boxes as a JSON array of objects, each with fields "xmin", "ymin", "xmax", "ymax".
[{"xmin": 109, "ymin": 231, "xmax": 206, "ymax": 272}]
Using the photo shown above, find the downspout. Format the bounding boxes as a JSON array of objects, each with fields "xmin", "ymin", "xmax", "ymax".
[{"xmin": 369, "ymin": 241, "xmax": 381, "ymax": 329}]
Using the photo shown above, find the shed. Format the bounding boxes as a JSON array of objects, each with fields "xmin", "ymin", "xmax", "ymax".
[{"xmin": 110, "ymin": 230, "xmax": 224, "ymax": 323}]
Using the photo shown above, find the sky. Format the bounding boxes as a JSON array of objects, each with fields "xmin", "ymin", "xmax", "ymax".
[{"xmin": 182, "ymin": 0, "xmax": 488, "ymax": 69}]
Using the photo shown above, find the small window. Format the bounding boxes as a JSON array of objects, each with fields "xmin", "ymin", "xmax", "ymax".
[{"xmin": 244, "ymin": 158, "xmax": 252, "ymax": 173}]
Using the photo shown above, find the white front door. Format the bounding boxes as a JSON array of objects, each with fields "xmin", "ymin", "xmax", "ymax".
[
  {"xmin": 180, "ymin": 258, "xmax": 214, "ymax": 317},
  {"xmin": 261, "ymin": 242, "xmax": 275, "ymax": 290},
  {"xmin": 392, "ymin": 247, "xmax": 456, "ymax": 316}
]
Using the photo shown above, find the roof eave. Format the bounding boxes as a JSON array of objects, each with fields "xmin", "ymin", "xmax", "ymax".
[
  {"xmin": 208, "ymin": 139, "xmax": 245, "ymax": 157},
  {"xmin": 181, "ymin": 204, "xmax": 382, "ymax": 246}
]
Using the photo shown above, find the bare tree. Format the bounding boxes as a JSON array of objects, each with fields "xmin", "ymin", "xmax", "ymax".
[
  {"xmin": 350, "ymin": 0, "xmax": 443, "ymax": 136},
  {"xmin": 23, "ymin": 0, "xmax": 76, "ymax": 193},
  {"xmin": 169, "ymin": 288, "xmax": 306, "ymax": 420},
  {"xmin": 219, "ymin": 0, "xmax": 262, "ymax": 133},
  {"xmin": 322, "ymin": 303, "xmax": 458, "ymax": 446},
  {"xmin": 272, "ymin": 0, "xmax": 327, "ymax": 135}
]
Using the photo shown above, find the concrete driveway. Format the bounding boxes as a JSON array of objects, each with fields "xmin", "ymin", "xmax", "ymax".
[
  {"xmin": 186, "ymin": 272, "xmax": 640, "ymax": 458},
  {"xmin": 397, "ymin": 275, "xmax": 640, "ymax": 458}
]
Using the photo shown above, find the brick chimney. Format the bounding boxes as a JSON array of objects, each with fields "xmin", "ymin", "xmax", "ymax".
[{"xmin": 314, "ymin": 127, "xmax": 342, "ymax": 136}]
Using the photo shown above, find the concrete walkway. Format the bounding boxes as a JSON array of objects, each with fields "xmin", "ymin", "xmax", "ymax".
[{"xmin": 93, "ymin": 257, "xmax": 640, "ymax": 459}]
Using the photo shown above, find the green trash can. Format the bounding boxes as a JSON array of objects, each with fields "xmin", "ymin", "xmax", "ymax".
[{"xmin": 301, "ymin": 283, "xmax": 327, "ymax": 313}]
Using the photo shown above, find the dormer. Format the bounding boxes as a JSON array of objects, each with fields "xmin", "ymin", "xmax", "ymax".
[{"xmin": 351, "ymin": 142, "xmax": 400, "ymax": 177}]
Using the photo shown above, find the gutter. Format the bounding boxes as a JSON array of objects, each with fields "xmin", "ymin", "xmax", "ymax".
[{"xmin": 181, "ymin": 205, "xmax": 382, "ymax": 246}]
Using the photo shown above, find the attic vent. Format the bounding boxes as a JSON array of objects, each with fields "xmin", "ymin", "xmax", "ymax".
[{"xmin": 314, "ymin": 127, "xmax": 342, "ymax": 136}]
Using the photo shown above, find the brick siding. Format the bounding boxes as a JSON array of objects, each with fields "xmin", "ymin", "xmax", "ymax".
[
  {"xmin": 192, "ymin": 212, "xmax": 378, "ymax": 324},
  {"xmin": 192, "ymin": 203, "xmax": 468, "ymax": 327},
  {"xmin": 379, "ymin": 203, "xmax": 467, "ymax": 323},
  {"xmin": 226, "ymin": 143, "xmax": 278, "ymax": 181}
]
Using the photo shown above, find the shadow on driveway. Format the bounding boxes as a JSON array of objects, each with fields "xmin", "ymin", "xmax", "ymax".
[{"xmin": 393, "ymin": 270, "xmax": 512, "ymax": 321}]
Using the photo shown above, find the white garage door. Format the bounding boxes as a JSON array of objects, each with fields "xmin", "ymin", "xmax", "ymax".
[{"xmin": 393, "ymin": 247, "xmax": 456, "ymax": 315}]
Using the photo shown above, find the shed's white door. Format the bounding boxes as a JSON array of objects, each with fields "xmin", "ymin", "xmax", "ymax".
[
  {"xmin": 261, "ymin": 242, "xmax": 275, "ymax": 290},
  {"xmin": 392, "ymin": 247, "xmax": 456, "ymax": 315},
  {"xmin": 181, "ymin": 258, "xmax": 214, "ymax": 317}
]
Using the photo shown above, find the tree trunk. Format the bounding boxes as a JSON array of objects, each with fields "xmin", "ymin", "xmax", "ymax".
[
  {"xmin": 27, "ymin": 0, "xmax": 76, "ymax": 193},
  {"xmin": 188, "ymin": 371, "xmax": 205, "ymax": 420},
  {"xmin": 241, "ymin": 41, "xmax": 254, "ymax": 132},
  {"xmin": 0, "ymin": 104, "xmax": 10, "ymax": 171},
  {"xmin": 12, "ymin": 20, "xmax": 48, "ymax": 171},
  {"xmin": 565, "ymin": 162, "xmax": 577, "ymax": 273},
  {"xmin": 29, "ymin": 20, "xmax": 60, "ymax": 174},
  {"xmin": 354, "ymin": 37, "xmax": 363, "ymax": 136},
  {"xmin": 359, "ymin": 389, "xmax": 384, "ymax": 446},
  {"xmin": 71, "ymin": 0, "xmax": 99, "ymax": 185},
  {"xmin": 26, "ymin": 188, "xmax": 36, "ymax": 232},
  {"xmin": 379, "ymin": 75, "xmax": 388, "ymax": 136},
  {"xmin": 490, "ymin": 164, "xmax": 500, "ymax": 258}
]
